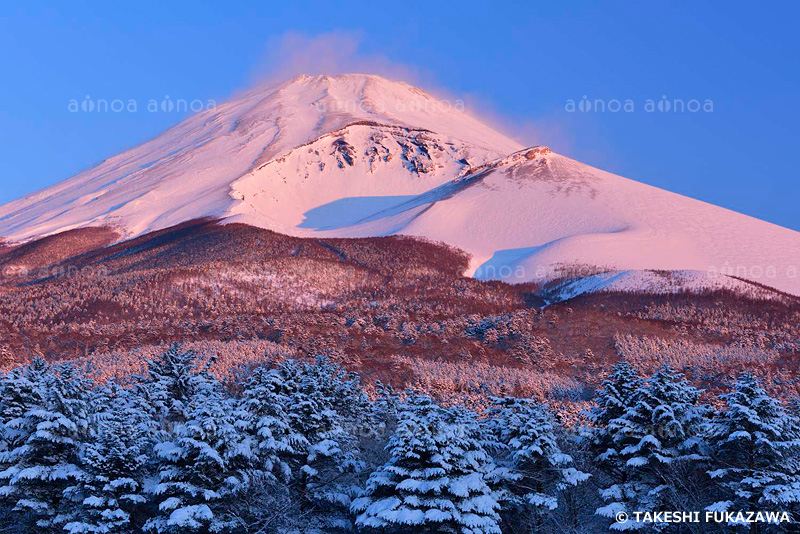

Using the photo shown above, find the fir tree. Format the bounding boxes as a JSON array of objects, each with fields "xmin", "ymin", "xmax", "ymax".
[
  {"xmin": 275, "ymin": 358, "xmax": 366, "ymax": 532},
  {"xmin": 596, "ymin": 365, "xmax": 708, "ymax": 531},
  {"xmin": 146, "ymin": 372, "xmax": 254, "ymax": 534},
  {"xmin": 65, "ymin": 384, "xmax": 152, "ymax": 534},
  {"xmin": 0, "ymin": 357, "xmax": 50, "ymax": 530},
  {"xmin": 0, "ymin": 363, "xmax": 91, "ymax": 533},
  {"xmin": 589, "ymin": 361, "xmax": 642, "ymax": 472},
  {"xmin": 484, "ymin": 397, "xmax": 589, "ymax": 533},
  {"xmin": 136, "ymin": 345, "xmax": 204, "ymax": 431},
  {"xmin": 237, "ymin": 366, "xmax": 303, "ymax": 483},
  {"xmin": 705, "ymin": 373, "xmax": 800, "ymax": 532},
  {"xmin": 372, "ymin": 381, "xmax": 401, "ymax": 424},
  {"xmin": 287, "ymin": 356, "xmax": 372, "ymax": 429},
  {"xmin": 0, "ymin": 359, "xmax": 49, "ymax": 466},
  {"xmin": 362, "ymin": 380, "xmax": 400, "ymax": 474},
  {"xmin": 352, "ymin": 395, "xmax": 504, "ymax": 534}
]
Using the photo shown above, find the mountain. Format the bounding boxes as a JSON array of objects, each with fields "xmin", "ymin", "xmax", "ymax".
[
  {"xmin": 0, "ymin": 74, "xmax": 518, "ymax": 241},
  {"xmin": 1, "ymin": 74, "xmax": 799, "ymax": 296}
]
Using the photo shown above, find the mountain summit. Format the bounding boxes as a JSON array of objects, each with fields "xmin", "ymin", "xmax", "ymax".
[
  {"xmin": 0, "ymin": 74, "xmax": 519, "ymax": 241},
  {"xmin": 1, "ymin": 74, "xmax": 799, "ymax": 296}
]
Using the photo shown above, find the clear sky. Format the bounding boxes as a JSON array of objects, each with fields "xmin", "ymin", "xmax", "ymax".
[{"xmin": 1, "ymin": 1, "xmax": 798, "ymax": 230}]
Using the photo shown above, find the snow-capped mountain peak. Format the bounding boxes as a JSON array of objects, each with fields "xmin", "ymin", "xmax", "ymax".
[
  {"xmin": 0, "ymin": 74, "xmax": 520, "ymax": 242},
  {"xmin": 1, "ymin": 73, "xmax": 799, "ymax": 297}
]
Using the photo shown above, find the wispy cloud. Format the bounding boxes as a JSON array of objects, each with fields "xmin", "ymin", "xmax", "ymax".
[
  {"xmin": 243, "ymin": 30, "xmax": 562, "ymax": 151},
  {"xmin": 247, "ymin": 31, "xmax": 421, "ymax": 86}
]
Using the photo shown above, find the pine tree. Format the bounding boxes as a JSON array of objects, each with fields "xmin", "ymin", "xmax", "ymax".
[
  {"xmin": 0, "ymin": 363, "xmax": 91, "ymax": 533},
  {"xmin": 65, "ymin": 383, "xmax": 152, "ymax": 534},
  {"xmin": 362, "ymin": 380, "xmax": 400, "ymax": 472},
  {"xmin": 596, "ymin": 365, "xmax": 708, "ymax": 531},
  {"xmin": 786, "ymin": 398, "xmax": 800, "ymax": 531},
  {"xmin": 145, "ymin": 372, "xmax": 254, "ymax": 534},
  {"xmin": 705, "ymin": 373, "xmax": 800, "ymax": 532},
  {"xmin": 373, "ymin": 381, "xmax": 401, "ymax": 424},
  {"xmin": 484, "ymin": 397, "xmax": 589, "ymax": 533},
  {"xmin": 287, "ymin": 356, "xmax": 372, "ymax": 429},
  {"xmin": 789, "ymin": 398, "xmax": 800, "ymax": 422},
  {"xmin": 351, "ymin": 395, "xmax": 504, "ymax": 534}
]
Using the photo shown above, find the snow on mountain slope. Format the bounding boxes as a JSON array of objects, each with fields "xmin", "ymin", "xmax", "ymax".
[
  {"xmin": 536, "ymin": 270, "xmax": 793, "ymax": 303},
  {"xmin": 0, "ymin": 74, "xmax": 519, "ymax": 241},
  {"xmin": 1, "ymin": 74, "xmax": 798, "ymax": 297},
  {"xmin": 287, "ymin": 147, "xmax": 800, "ymax": 296},
  {"xmin": 225, "ymin": 121, "xmax": 488, "ymax": 233}
]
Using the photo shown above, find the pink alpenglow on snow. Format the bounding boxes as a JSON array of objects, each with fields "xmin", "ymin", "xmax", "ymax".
[{"xmin": 1, "ymin": 74, "xmax": 798, "ymax": 296}]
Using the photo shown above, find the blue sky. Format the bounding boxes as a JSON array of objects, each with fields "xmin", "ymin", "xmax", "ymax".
[{"xmin": 1, "ymin": 1, "xmax": 798, "ymax": 230}]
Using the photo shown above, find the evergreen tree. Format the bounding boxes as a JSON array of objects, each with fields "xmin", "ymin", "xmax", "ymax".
[
  {"xmin": 288, "ymin": 357, "xmax": 372, "ymax": 429},
  {"xmin": 372, "ymin": 381, "xmax": 401, "ymax": 425},
  {"xmin": 146, "ymin": 372, "xmax": 254, "ymax": 534},
  {"xmin": 65, "ymin": 384, "xmax": 152, "ymax": 534},
  {"xmin": 0, "ymin": 358, "xmax": 50, "ymax": 530},
  {"xmin": 362, "ymin": 381, "xmax": 400, "ymax": 475},
  {"xmin": 484, "ymin": 397, "xmax": 589, "ymax": 533},
  {"xmin": 351, "ymin": 395, "xmax": 504, "ymax": 534},
  {"xmin": 237, "ymin": 366, "xmax": 303, "ymax": 482},
  {"xmin": 0, "ymin": 344, "xmax": 15, "ymax": 367},
  {"xmin": 596, "ymin": 366, "xmax": 708, "ymax": 531},
  {"xmin": 589, "ymin": 362, "xmax": 642, "ymax": 472},
  {"xmin": 0, "ymin": 363, "xmax": 91, "ymax": 533},
  {"xmin": 789, "ymin": 398, "xmax": 800, "ymax": 423},
  {"xmin": 705, "ymin": 373, "xmax": 800, "ymax": 532},
  {"xmin": 275, "ymin": 358, "xmax": 366, "ymax": 532},
  {"xmin": 0, "ymin": 359, "xmax": 49, "ymax": 466},
  {"xmin": 136, "ymin": 345, "xmax": 204, "ymax": 430}
]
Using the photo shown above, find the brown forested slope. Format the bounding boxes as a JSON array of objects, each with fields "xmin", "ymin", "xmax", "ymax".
[{"xmin": 1, "ymin": 221, "xmax": 798, "ymax": 406}]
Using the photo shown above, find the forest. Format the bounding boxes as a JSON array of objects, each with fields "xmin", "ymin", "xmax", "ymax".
[{"xmin": 0, "ymin": 346, "xmax": 798, "ymax": 534}]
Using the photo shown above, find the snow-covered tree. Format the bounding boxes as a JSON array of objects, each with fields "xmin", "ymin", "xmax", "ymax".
[
  {"xmin": 484, "ymin": 397, "xmax": 589, "ymax": 532},
  {"xmin": 789, "ymin": 398, "xmax": 800, "ymax": 422},
  {"xmin": 705, "ymin": 373, "xmax": 800, "ymax": 531},
  {"xmin": 273, "ymin": 358, "xmax": 367, "ymax": 532},
  {"xmin": 588, "ymin": 362, "xmax": 642, "ymax": 471},
  {"xmin": 285, "ymin": 356, "xmax": 372, "ymax": 429},
  {"xmin": 352, "ymin": 395, "xmax": 504, "ymax": 534},
  {"xmin": 0, "ymin": 358, "xmax": 50, "ymax": 531},
  {"xmin": 237, "ymin": 367, "xmax": 303, "ymax": 482},
  {"xmin": 145, "ymin": 372, "xmax": 254, "ymax": 534},
  {"xmin": 372, "ymin": 381, "xmax": 401, "ymax": 424},
  {"xmin": 231, "ymin": 365, "xmax": 305, "ymax": 533},
  {"xmin": 596, "ymin": 365, "xmax": 708, "ymax": 531},
  {"xmin": 361, "ymin": 380, "xmax": 400, "ymax": 473},
  {"xmin": 0, "ymin": 359, "xmax": 49, "ymax": 466},
  {"xmin": 65, "ymin": 383, "xmax": 152, "ymax": 534},
  {"xmin": 136, "ymin": 345, "xmax": 204, "ymax": 430},
  {"xmin": 0, "ymin": 344, "xmax": 15, "ymax": 367},
  {"xmin": 0, "ymin": 363, "xmax": 91, "ymax": 533}
]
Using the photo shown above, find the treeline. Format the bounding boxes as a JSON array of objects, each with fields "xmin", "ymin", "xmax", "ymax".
[{"xmin": 0, "ymin": 348, "xmax": 799, "ymax": 533}]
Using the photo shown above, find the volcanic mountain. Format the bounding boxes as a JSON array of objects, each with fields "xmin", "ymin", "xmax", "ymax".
[{"xmin": 1, "ymin": 73, "xmax": 799, "ymax": 297}]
